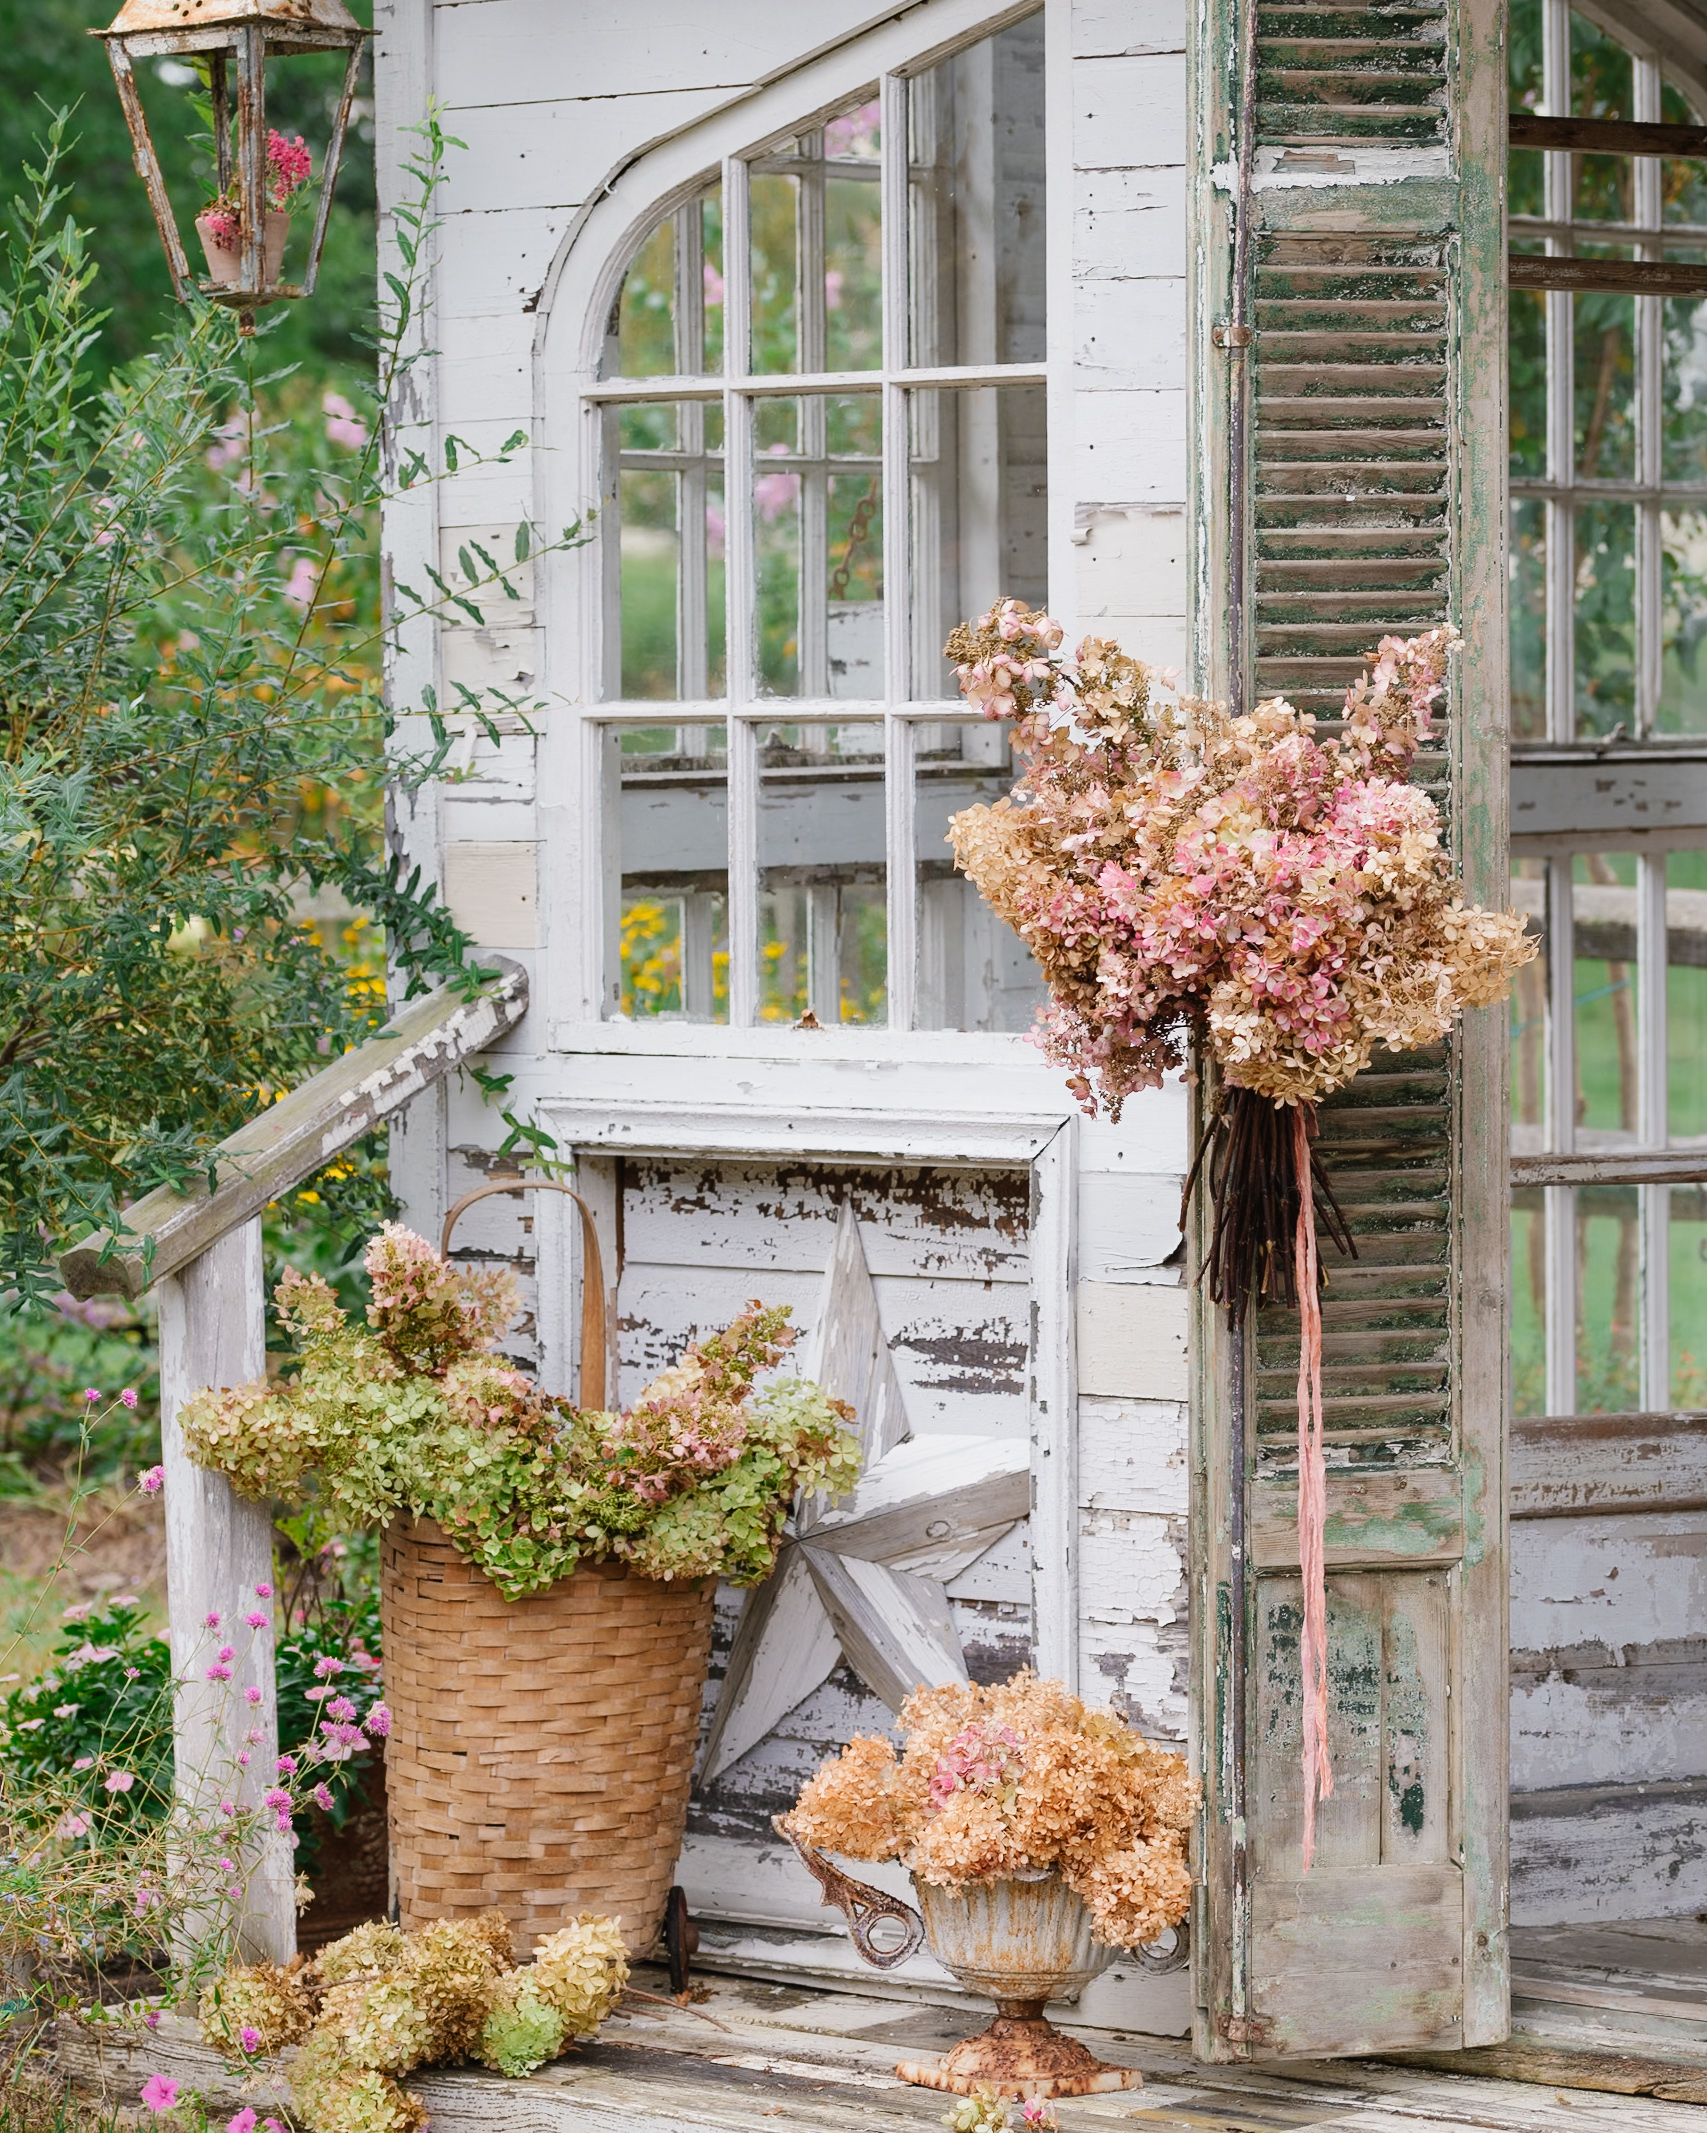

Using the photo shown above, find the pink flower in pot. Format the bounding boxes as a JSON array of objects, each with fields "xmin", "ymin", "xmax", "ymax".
[{"xmin": 195, "ymin": 132, "xmax": 312, "ymax": 290}]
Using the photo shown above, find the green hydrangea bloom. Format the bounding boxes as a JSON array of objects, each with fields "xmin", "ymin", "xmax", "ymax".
[
  {"xmin": 476, "ymin": 1974, "xmax": 568, "ymax": 2076},
  {"xmin": 183, "ymin": 1227, "xmax": 860, "ymax": 1599}
]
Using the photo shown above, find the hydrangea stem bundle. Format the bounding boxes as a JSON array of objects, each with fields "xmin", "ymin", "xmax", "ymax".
[{"xmin": 945, "ymin": 606, "xmax": 1536, "ymax": 1867}]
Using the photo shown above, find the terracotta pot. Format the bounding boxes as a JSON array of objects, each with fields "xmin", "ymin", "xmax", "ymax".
[{"xmin": 195, "ymin": 208, "xmax": 288, "ymax": 289}]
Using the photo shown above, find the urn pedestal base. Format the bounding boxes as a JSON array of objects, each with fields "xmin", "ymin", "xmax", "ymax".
[{"xmin": 895, "ymin": 2004, "xmax": 1143, "ymax": 2099}]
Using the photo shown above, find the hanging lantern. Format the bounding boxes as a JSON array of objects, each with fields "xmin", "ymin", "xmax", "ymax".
[{"xmin": 97, "ymin": 0, "xmax": 370, "ymax": 334}]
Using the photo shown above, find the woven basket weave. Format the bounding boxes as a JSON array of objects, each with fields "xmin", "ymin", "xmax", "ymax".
[
  {"xmin": 381, "ymin": 1515, "xmax": 716, "ymax": 1956},
  {"xmin": 380, "ymin": 1181, "xmax": 716, "ymax": 1958}
]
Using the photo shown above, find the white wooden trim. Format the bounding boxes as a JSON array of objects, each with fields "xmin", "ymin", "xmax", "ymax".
[
  {"xmin": 581, "ymin": 362, "xmax": 1047, "ymax": 403},
  {"xmin": 1028, "ymin": 1115, "xmax": 1079, "ymax": 1687},
  {"xmin": 158, "ymin": 1220, "xmax": 293, "ymax": 1964},
  {"xmin": 540, "ymin": 1094, "xmax": 1068, "ymax": 1165}
]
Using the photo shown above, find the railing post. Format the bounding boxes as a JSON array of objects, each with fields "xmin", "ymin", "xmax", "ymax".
[{"xmin": 157, "ymin": 1216, "xmax": 295, "ymax": 1964}]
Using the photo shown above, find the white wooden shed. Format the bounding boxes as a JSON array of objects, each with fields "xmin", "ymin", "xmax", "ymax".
[{"xmin": 349, "ymin": 0, "xmax": 1707, "ymax": 2070}]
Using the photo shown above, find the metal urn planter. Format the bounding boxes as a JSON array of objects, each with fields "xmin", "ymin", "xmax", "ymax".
[{"xmin": 781, "ymin": 1826, "xmax": 1154, "ymax": 2099}]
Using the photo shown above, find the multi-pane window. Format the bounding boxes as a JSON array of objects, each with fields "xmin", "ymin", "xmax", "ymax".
[
  {"xmin": 1509, "ymin": 0, "xmax": 1707, "ymax": 1416},
  {"xmin": 1509, "ymin": 0, "xmax": 1707, "ymax": 740},
  {"xmin": 591, "ymin": 14, "xmax": 1048, "ymax": 1029}
]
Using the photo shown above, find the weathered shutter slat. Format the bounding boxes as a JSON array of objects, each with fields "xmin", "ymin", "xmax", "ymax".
[{"xmin": 1190, "ymin": 0, "xmax": 1507, "ymax": 2062}]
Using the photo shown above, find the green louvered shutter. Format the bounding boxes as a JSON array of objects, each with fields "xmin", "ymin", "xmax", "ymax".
[{"xmin": 1188, "ymin": 0, "xmax": 1510, "ymax": 2060}]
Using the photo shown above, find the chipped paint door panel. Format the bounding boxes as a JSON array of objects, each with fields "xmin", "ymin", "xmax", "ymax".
[
  {"xmin": 1188, "ymin": 0, "xmax": 1508, "ymax": 2062},
  {"xmin": 613, "ymin": 1157, "xmax": 1037, "ymax": 1932}
]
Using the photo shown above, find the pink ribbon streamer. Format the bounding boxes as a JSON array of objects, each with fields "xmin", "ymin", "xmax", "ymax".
[{"xmin": 1294, "ymin": 1104, "xmax": 1333, "ymax": 1870}]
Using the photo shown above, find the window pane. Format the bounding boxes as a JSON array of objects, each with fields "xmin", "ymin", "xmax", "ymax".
[
  {"xmin": 1510, "ymin": 495, "xmax": 1547, "ymax": 739},
  {"xmin": 1671, "ymin": 1185, "xmax": 1707, "ymax": 1403},
  {"xmin": 614, "ymin": 726, "xmax": 729, "ymax": 1022},
  {"xmin": 1510, "ymin": 860, "xmax": 1548, "ymax": 1152},
  {"xmin": 1669, "ymin": 850, "xmax": 1707, "ymax": 1142},
  {"xmin": 825, "ymin": 112, "xmax": 883, "ymax": 372},
  {"xmin": 1574, "ymin": 500, "xmax": 1636, "ymax": 737},
  {"xmin": 1511, "ymin": 1187, "xmax": 1547, "ymax": 1418},
  {"xmin": 606, "ymin": 190, "xmax": 722, "ymax": 380},
  {"xmin": 1573, "ymin": 854, "xmax": 1640, "ymax": 1147},
  {"xmin": 1659, "ymin": 510, "xmax": 1707, "ymax": 735},
  {"xmin": 1576, "ymin": 1183, "xmax": 1641, "ymax": 1414},
  {"xmin": 909, "ymin": 11, "xmax": 1047, "ymax": 367},
  {"xmin": 1661, "ymin": 286, "xmax": 1707, "ymax": 482},
  {"xmin": 908, "ymin": 384, "xmax": 1048, "ymax": 697},
  {"xmin": 611, "ymin": 401, "xmax": 726, "ymax": 701},
  {"xmin": 753, "ymin": 394, "xmax": 883, "ymax": 700},
  {"xmin": 915, "ymin": 722, "xmax": 1047, "ymax": 1031},
  {"xmin": 757, "ymin": 722, "xmax": 886, "ymax": 1024},
  {"xmin": 1510, "ymin": 289, "xmax": 1547, "ymax": 481},
  {"xmin": 751, "ymin": 163, "xmax": 800, "ymax": 375},
  {"xmin": 615, "ymin": 216, "xmax": 675, "ymax": 377},
  {"xmin": 1574, "ymin": 289, "xmax": 1634, "ymax": 481},
  {"xmin": 1571, "ymin": 9, "xmax": 1632, "ymax": 122}
]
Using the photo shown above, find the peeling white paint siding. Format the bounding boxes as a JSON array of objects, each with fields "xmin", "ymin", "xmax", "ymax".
[{"xmin": 382, "ymin": 0, "xmax": 1195, "ymax": 2012}]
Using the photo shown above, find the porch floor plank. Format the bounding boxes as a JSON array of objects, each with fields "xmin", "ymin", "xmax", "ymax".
[{"xmin": 44, "ymin": 1967, "xmax": 1707, "ymax": 2133}]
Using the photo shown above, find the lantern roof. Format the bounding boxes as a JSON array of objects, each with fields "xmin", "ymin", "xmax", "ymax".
[{"xmin": 99, "ymin": 0, "xmax": 363, "ymax": 39}]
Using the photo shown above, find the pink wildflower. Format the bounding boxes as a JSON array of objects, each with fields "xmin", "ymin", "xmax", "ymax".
[
  {"xmin": 245, "ymin": 1686, "xmax": 263, "ymax": 1706},
  {"xmin": 276, "ymin": 1755, "xmax": 298, "ymax": 1776},
  {"xmin": 239, "ymin": 2026, "xmax": 262, "ymax": 2053},
  {"xmin": 266, "ymin": 130, "xmax": 311, "ymax": 208},
  {"xmin": 144, "ymin": 2011, "xmax": 161, "ymax": 2031},
  {"xmin": 205, "ymin": 1612, "xmax": 222, "ymax": 1629},
  {"xmin": 139, "ymin": 2076, "xmax": 178, "ymax": 2114},
  {"xmin": 57, "ymin": 1812, "xmax": 90, "ymax": 1840},
  {"xmin": 244, "ymin": 1611, "xmax": 268, "ymax": 1630},
  {"xmin": 121, "ymin": 1387, "xmax": 138, "ymax": 1408},
  {"xmin": 206, "ymin": 1664, "xmax": 232, "ymax": 1681},
  {"xmin": 313, "ymin": 1656, "xmax": 343, "ymax": 1679},
  {"xmin": 228, "ymin": 2111, "xmax": 258, "ymax": 2133},
  {"xmin": 104, "ymin": 1770, "xmax": 135, "ymax": 1794},
  {"xmin": 365, "ymin": 1703, "xmax": 392, "ymax": 1737},
  {"xmin": 324, "ymin": 1695, "xmax": 357, "ymax": 1722},
  {"xmin": 312, "ymin": 1783, "xmax": 334, "ymax": 1812},
  {"xmin": 140, "ymin": 1466, "xmax": 164, "ymax": 1493},
  {"xmin": 263, "ymin": 1787, "xmax": 292, "ymax": 1812},
  {"xmin": 84, "ymin": 1388, "xmax": 100, "ymax": 1403}
]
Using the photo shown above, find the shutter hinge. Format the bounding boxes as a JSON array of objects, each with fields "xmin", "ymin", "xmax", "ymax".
[{"xmin": 1214, "ymin": 323, "xmax": 1254, "ymax": 353}]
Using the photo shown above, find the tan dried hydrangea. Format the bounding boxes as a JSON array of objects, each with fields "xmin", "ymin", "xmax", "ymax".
[
  {"xmin": 530, "ymin": 1914, "xmax": 630, "ymax": 2036},
  {"xmin": 784, "ymin": 1671, "xmax": 1197, "ymax": 1952},
  {"xmin": 396, "ymin": 1913, "xmax": 513, "ymax": 2059},
  {"xmin": 317, "ymin": 1921, "xmax": 406, "ymax": 1986},
  {"xmin": 291, "ymin": 2031, "xmax": 428, "ymax": 2133},
  {"xmin": 317, "ymin": 1976, "xmax": 434, "ymax": 2076},
  {"xmin": 197, "ymin": 1960, "xmax": 316, "ymax": 2053}
]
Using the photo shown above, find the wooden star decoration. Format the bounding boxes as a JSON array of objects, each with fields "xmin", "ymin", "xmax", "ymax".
[{"xmin": 702, "ymin": 1205, "xmax": 1030, "ymax": 1783}]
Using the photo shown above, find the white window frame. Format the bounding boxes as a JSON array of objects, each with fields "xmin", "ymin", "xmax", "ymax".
[
  {"xmin": 533, "ymin": 0, "xmax": 1073, "ymax": 1045},
  {"xmin": 1513, "ymin": 0, "xmax": 1707, "ymax": 742}
]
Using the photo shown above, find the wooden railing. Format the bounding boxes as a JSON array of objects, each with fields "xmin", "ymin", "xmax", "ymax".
[{"xmin": 58, "ymin": 961, "xmax": 528, "ymax": 1961}]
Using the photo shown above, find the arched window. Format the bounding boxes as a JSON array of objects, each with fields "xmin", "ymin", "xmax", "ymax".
[{"xmin": 585, "ymin": 12, "xmax": 1049, "ymax": 1031}]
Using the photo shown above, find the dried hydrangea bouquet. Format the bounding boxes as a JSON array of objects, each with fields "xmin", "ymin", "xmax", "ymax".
[
  {"xmin": 779, "ymin": 1674, "xmax": 1196, "ymax": 2098},
  {"xmin": 185, "ymin": 1224, "xmax": 858, "ymax": 1950},
  {"xmin": 199, "ymin": 1909, "xmax": 628, "ymax": 2133},
  {"xmin": 945, "ymin": 606, "xmax": 1535, "ymax": 1865}
]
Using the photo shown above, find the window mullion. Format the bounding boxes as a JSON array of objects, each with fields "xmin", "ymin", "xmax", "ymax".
[
  {"xmin": 723, "ymin": 153, "xmax": 759, "ymax": 1027},
  {"xmin": 1543, "ymin": 0, "xmax": 1574, "ymax": 745},
  {"xmin": 1639, "ymin": 851, "xmax": 1670, "ymax": 1405},
  {"xmin": 1636, "ymin": 57, "xmax": 1663, "ymax": 738},
  {"xmin": 1545, "ymin": 853, "xmax": 1578, "ymax": 1414},
  {"xmin": 880, "ymin": 70, "xmax": 914, "ymax": 1026},
  {"xmin": 801, "ymin": 139, "xmax": 830, "ymax": 702}
]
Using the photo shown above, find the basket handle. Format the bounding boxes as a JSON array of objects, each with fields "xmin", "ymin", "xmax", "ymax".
[{"xmin": 440, "ymin": 1180, "xmax": 611, "ymax": 1410}]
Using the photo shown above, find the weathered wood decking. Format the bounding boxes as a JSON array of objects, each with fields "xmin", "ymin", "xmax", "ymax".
[{"xmin": 46, "ymin": 1968, "xmax": 1707, "ymax": 2132}]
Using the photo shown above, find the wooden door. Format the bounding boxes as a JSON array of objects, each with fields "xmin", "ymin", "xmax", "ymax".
[{"xmin": 1187, "ymin": 0, "xmax": 1510, "ymax": 2060}]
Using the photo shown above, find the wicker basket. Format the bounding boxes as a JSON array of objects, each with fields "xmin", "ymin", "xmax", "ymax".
[
  {"xmin": 381, "ymin": 1516, "xmax": 715, "ymax": 1956},
  {"xmin": 380, "ymin": 1181, "xmax": 715, "ymax": 1958}
]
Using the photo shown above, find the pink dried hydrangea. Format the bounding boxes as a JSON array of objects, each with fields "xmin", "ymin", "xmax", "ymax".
[
  {"xmin": 266, "ymin": 130, "xmax": 312, "ymax": 210},
  {"xmin": 945, "ymin": 604, "xmax": 1536, "ymax": 1114}
]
